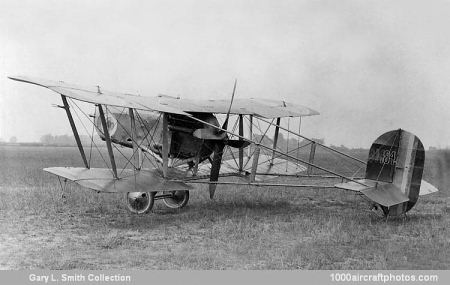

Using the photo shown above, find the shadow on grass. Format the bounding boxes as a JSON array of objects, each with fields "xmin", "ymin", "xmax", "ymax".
[{"xmin": 103, "ymin": 197, "xmax": 380, "ymax": 231}]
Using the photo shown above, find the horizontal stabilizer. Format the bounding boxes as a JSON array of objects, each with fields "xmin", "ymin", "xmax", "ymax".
[
  {"xmin": 335, "ymin": 179, "xmax": 379, "ymax": 192},
  {"xmin": 44, "ymin": 167, "xmax": 192, "ymax": 193},
  {"xmin": 335, "ymin": 179, "xmax": 409, "ymax": 207},
  {"xmin": 419, "ymin": 180, "xmax": 439, "ymax": 196},
  {"xmin": 361, "ymin": 183, "xmax": 409, "ymax": 207}
]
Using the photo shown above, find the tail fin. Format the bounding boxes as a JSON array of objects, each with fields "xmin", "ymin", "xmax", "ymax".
[{"xmin": 336, "ymin": 129, "xmax": 438, "ymax": 216}]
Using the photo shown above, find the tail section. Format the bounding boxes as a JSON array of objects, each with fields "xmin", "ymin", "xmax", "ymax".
[{"xmin": 336, "ymin": 129, "xmax": 438, "ymax": 216}]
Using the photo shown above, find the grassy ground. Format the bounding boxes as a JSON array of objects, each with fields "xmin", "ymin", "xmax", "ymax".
[{"xmin": 0, "ymin": 146, "xmax": 448, "ymax": 269}]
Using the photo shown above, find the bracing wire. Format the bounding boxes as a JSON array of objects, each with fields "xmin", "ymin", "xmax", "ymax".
[{"xmin": 69, "ymin": 99, "xmax": 112, "ymax": 174}]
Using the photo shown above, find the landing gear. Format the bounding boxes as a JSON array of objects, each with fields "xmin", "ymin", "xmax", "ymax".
[
  {"xmin": 163, "ymin": 190, "xmax": 190, "ymax": 209},
  {"xmin": 125, "ymin": 190, "xmax": 189, "ymax": 213},
  {"xmin": 126, "ymin": 192, "xmax": 156, "ymax": 214}
]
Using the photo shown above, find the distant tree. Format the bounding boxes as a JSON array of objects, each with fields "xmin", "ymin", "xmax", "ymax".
[
  {"xmin": 54, "ymin": 134, "xmax": 74, "ymax": 145},
  {"xmin": 40, "ymin": 134, "xmax": 54, "ymax": 145},
  {"xmin": 9, "ymin": 136, "xmax": 17, "ymax": 143},
  {"xmin": 339, "ymin": 144, "xmax": 349, "ymax": 150}
]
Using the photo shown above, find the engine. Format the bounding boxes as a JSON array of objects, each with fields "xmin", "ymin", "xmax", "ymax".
[{"xmin": 94, "ymin": 107, "xmax": 219, "ymax": 160}]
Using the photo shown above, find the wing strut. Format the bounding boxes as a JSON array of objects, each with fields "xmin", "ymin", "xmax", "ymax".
[
  {"xmin": 307, "ymin": 142, "xmax": 316, "ymax": 175},
  {"xmin": 248, "ymin": 115, "xmax": 253, "ymax": 157},
  {"xmin": 238, "ymin": 114, "xmax": 244, "ymax": 171},
  {"xmin": 98, "ymin": 105, "xmax": 118, "ymax": 179},
  {"xmin": 61, "ymin": 95, "xmax": 89, "ymax": 169},
  {"xmin": 128, "ymin": 108, "xmax": 141, "ymax": 170},
  {"xmin": 250, "ymin": 146, "xmax": 260, "ymax": 182},
  {"xmin": 162, "ymin": 113, "xmax": 169, "ymax": 178},
  {"xmin": 270, "ymin": 117, "xmax": 281, "ymax": 165}
]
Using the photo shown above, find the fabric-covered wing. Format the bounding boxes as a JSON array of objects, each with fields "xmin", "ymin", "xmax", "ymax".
[
  {"xmin": 10, "ymin": 76, "xmax": 319, "ymax": 118},
  {"xmin": 44, "ymin": 167, "xmax": 192, "ymax": 193},
  {"xmin": 154, "ymin": 96, "xmax": 320, "ymax": 118}
]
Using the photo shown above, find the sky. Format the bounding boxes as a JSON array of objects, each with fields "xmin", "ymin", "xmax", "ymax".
[{"xmin": 1, "ymin": 0, "xmax": 450, "ymax": 148}]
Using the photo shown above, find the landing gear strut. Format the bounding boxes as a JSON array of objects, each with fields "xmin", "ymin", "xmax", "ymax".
[{"xmin": 125, "ymin": 190, "xmax": 190, "ymax": 214}]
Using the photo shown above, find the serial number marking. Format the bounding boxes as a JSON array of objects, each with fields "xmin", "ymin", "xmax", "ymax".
[{"xmin": 369, "ymin": 149, "xmax": 397, "ymax": 165}]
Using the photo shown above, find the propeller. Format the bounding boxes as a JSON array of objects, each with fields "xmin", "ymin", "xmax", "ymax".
[
  {"xmin": 208, "ymin": 79, "xmax": 237, "ymax": 199},
  {"xmin": 207, "ymin": 137, "xmax": 250, "ymax": 198},
  {"xmin": 209, "ymin": 141, "xmax": 225, "ymax": 199},
  {"xmin": 221, "ymin": 79, "xmax": 237, "ymax": 131},
  {"xmin": 193, "ymin": 79, "xmax": 236, "ymax": 141}
]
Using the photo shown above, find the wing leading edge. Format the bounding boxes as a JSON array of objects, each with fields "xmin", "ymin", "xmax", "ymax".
[
  {"xmin": 8, "ymin": 75, "xmax": 190, "ymax": 115},
  {"xmin": 9, "ymin": 75, "xmax": 319, "ymax": 118}
]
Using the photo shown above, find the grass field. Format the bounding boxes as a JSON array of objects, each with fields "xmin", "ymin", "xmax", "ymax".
[{"xmin": 0, "ymin": 145, "xmax": 449, "ymax": 269}]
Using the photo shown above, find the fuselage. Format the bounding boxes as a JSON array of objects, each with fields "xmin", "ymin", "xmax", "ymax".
[{"xmin": 94, "ymin": 107, "xmax": 220, "ymax": 161}]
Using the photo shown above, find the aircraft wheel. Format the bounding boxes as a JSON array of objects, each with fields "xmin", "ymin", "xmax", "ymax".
[
  {"xmin": 126, "ymin": 192, "xmax": 156, "ymax": 214},
  {"xmin": 163, "ymin": 190, "xmax": 189, "ymax": 209}
]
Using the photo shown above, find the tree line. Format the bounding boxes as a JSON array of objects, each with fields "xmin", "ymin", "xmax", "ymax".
[{"xmin": 39, "ymin": 134, "xmax": 101, "ymax": 146}]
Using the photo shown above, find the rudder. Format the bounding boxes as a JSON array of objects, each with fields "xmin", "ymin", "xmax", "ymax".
[{"xmin": 366, "ymin": 129, "xmax": 424, "ymax": 216}]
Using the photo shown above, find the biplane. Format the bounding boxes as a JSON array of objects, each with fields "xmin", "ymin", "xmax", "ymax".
[{"xmin": 8, "ymin": 75, "xmax": 439, "ymax": 217}]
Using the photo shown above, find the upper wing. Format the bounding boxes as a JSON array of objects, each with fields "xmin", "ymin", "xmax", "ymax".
[
  {"xmin": 9, "ymin": 75, "xmax": 319, "ymax": 118},
  {"xmin": 154, "ymin": 96, "xmax": 319, "ymax": 118}
]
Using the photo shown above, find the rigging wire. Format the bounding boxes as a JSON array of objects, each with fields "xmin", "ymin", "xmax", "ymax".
[
  {"xmin": 72, "ymin": 100, "xmax": 138, "ymax": 176},
  {"xmin": 88, "ymin": 106, "xmax": 96, "ymax": 166},
  {"xmin": 69, "ymin": 99, "xmax": 112, "ymax": 174}
]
